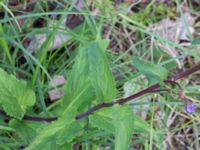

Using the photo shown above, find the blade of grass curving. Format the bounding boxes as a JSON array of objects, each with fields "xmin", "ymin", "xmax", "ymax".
[
  {"xmin": 0, "ymin": 12, "xmax": 85, "ymax": 23},
  {"xmin": 0, "ymin": 2, "xmax": 22, "ymax": 32},
  {"xmin": 1, "ymin": 33, "xmax": 52, "ymax": 82},
  {"xmin": 118, "ymin": 14, "xmax": 200, "ymax": 61},
  {"xmin": 0, "ymin": 23, "xmax": 14, "ymax": 66}
]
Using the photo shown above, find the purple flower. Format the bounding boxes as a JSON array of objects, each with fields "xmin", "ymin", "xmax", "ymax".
[{"xmin": 186, "ymin": 104, "xmax": 196, "ymax": 113}]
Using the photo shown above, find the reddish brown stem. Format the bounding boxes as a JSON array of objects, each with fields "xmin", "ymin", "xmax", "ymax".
[
  {"xmin": 0, "ymin": 64, "xmax": 199, "ymax": 122},
  {"xmin": 0, "ymin": 110, "xmax": 57, "ymax": 122},
  {"xmin": 75, "ymin": 64, "xmax": 200, "ymax": 120}
]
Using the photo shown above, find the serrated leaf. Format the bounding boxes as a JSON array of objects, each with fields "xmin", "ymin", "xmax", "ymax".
[
  {"xmin": 133, "ymin": 57, "xmax": 168, "ymax": 84},
  {"xmin": 27, "ymin": 39, "xmax": 116, "ymax": 149},
  {"xmin": 90, "ymin": 107, "xmax": 156, "ymax": 137},
  {"xmin": 0, "ymin": 68, "xmax": 35, "ymax": 119},
  {"xmin": 9, "ymin": 119, "xmax": 41, "ymax": 144},
  {"xmin": 27, "ymin": 81, "xmax": 89, "ymax": 149},
  {"xmin": 26, "ymin": 109, "xmax": 84, "ymax": 150},
  {"xmin": 112, "ymin": 105, "xmax": 134, "ymax": 150},
  {"xmin": 89, "ymin": 108, "xmax": 114, "ymax": 133},
  {"xmin": 63, "ymin": 40, "xmax": 116, "ymax": 108}
]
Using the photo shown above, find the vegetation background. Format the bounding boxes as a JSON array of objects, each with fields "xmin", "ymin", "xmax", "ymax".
[{"xmin": 0, "ymin": 0, "xmax": 200, "ymax": 149}]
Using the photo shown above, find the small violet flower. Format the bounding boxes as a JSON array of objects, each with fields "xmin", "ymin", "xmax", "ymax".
[{"xmin": 186, "ymin": 103, "xmax": 196, "ymax": 114}]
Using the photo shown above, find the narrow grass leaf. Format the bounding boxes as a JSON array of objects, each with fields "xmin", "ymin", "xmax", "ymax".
[{"xmin": 0, "ymin": 23, "xmax": 13, "ymax": 65}]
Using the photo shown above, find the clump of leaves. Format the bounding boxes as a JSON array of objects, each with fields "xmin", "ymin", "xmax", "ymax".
[
  {"xmin": 21, "ymin": 39, "xmax": 135, "ymax": 150},
  {"xmin": 129, "ymin": 1, "xmax": 176, "ymax": 26},
  {"xmin": 0, "ymin": 37, "xmax": 155, "ymax": 150}
]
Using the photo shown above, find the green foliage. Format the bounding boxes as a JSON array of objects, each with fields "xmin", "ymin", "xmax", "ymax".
[
  {"xmin": 63, "ymin": 39, "xmax": 116, "ymax": 107},
  {"xmin": 1, "ymin": 38, "xmax": 161, "ymax": 149},
  {"xmin": 89, "ymin": 105, "xmax": 158, "ymax": 149},
  {"xmin": 0, "ymin": 68, "xmax": 35, "ymax": 119},
  {"xmin": 94, "ymin": 0, "xmax": 116, "ymax": 19},
  {"xmin": 9, "ymin": 119, "xmax": 40, "ymax": 144},
  {"xmin": 26, "ymin": 39, "xmax": 117, "ymax": 149},
  {"xmin": 1, "ymin": 0, "xmax": 199, "ymax": 149},
  {"xmin": 0, "ymin": 124, "xmax": 15, "ymax": 132},
  {"xmin": 89, "ymin": 108, "xmax": 115, "ymax": 133},
  {"xmin": 26, "ymin": 113, "xmax": 84, "ymax": 150},
  {"xmin": 0, "ymin": 23, "xmax": 13, "ymax": 65},
  {"xmin": 191, "ymin": 37, "xmax": 200, "ymax": 45},
  {"xmin": 133, "ymin": 57, "xmax": 168, "ymax": 84},
  {"xmin": 129, "ymin": 1, "xmax": 176, "ymax": 26},
  {"xmin": 112, "ymin": 105, "xmax": 134, "ymax": 150}
]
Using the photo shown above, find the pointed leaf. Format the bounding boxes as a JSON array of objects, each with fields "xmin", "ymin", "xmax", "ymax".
[
  {"xmin": 63, "ymin": 40, "xmax": 116, "ymax": 108},
  {"xmin": 133, "ymin": 57, "xmax": 168, "ymax": 83}
]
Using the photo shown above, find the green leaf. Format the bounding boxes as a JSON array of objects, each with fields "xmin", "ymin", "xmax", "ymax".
[
  {"xmin": 9, "ymin": 119, "xmax": 41, "ymax": 144},
  {"xmin": 27, "ymin": 39, "xmax": 116, "ymax": 149},
  {"xmin": 133, "ymin": 57, "xmax": 168, "ymax": 84},
  {"xmin": 26, "ymin": 111, "xmax": 85, "ymax": 150},
  {"xmin": 88, "ymin": 40, "xmax": 116, "ymax": 100},
  {"xmin": 56, "ymin": 120, "xmax": 84, "ymax": 145},
  {"xmin": 191, "ymin": 37, "xmax": 200, "ymax": 45},
  {"xmin": 0, "ymin": 68, "xmax": 35, "ymax": 119},
  {"xmin": 89, "ymin": 107, "xmax": 155, "ymax": 137},
  {"xmin": 63, "ymin": 39, "xmax": 116, "ymax": 108},
  {"xmin": 89, "ymin": 108, "xmax": 114, "ymax": 133},
  {"xmin": 0, "ymin": 124, "xmax": 15, "ymax": 132},
  {"xmin": 27, "ymin": 81, "xmax": 89, "ymax": 149},
  {"xmin": 112, "ymin": 105, "xmax": 134, "ymax": 150}
]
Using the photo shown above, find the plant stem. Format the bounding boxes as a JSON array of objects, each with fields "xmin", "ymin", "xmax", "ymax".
[
  {"xmin": 0, "ymin": 64, "xmax": 199, "ymax": 122},
  {"xmin": 0, "ymin": 110, "xmax": 57, "ymax": 122},
  {"xmin": 76, "ymin": 64, "xmax": 200, "ymax": 120}
]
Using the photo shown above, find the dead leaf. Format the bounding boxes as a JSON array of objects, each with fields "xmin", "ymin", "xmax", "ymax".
[
  {"xmin": 123, "ymin": 75, "xmax": 150, "ymax": 119},
  {"xmin": 149, "ymin": 12, "xmax": 195, "ymax": 68},
  {"xmin": 48, "ymin": 88, "xmax": 64, "ymax": 101},
  {"xmin": 50, "ymin": 75, "xmax": 66, "ymax": 87},
  {"xmin": 27, "ymin": 19, "xmax": 72, "ymax": 53},
  {"xmin": 26, "ymin": 0, "xmax": 85, "ymax": 52}
]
